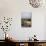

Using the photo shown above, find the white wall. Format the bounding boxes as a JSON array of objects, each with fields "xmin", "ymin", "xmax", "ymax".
[
  {"xmin": 0, "ymin": 0, "xmax": 46, "ymax": 40},
  {"xmin": 44, "ymin": 15, "xmax": 46, "ymax": 40}
]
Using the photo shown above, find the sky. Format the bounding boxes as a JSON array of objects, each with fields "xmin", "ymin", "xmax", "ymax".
[{"xmin": 21, "ymin": 12, "xmax": 32, "ymax": 19}]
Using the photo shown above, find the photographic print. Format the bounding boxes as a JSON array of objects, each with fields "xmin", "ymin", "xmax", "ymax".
[{"xmin": 21, "ymin": 12, "xmax": 32, "ymax": 27}]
